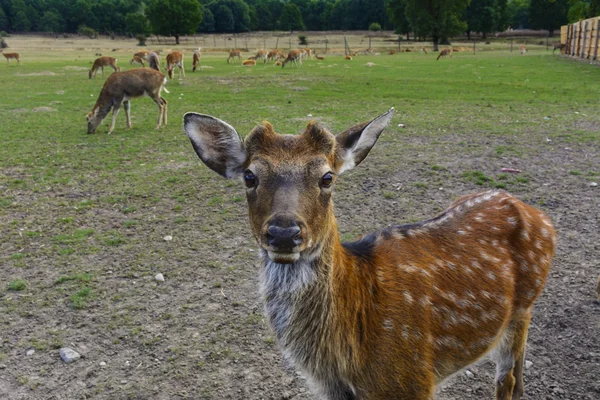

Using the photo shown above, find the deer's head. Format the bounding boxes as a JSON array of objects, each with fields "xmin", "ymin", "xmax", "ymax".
[
  {"xmin": 183, "ymin": 109, "xmax": 394, "ymax": 264},
  {"xmin": 86, "ymin": 109, "xmax": 101, "ymax": 134}
]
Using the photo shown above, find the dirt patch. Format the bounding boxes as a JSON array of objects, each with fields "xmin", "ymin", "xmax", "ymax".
[
  {"xmin": 31, "ymin": 107, "xmax": 57, "ymax": 112},
  {"xmin": 64, "ymin": 66, "xmax": 89, "ymax": 71},
  {"xmin": 16, "ymin": 71, "xmax": 56, "ymax": 76}
]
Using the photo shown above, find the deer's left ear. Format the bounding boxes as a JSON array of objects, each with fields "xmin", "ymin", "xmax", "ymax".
[
  {"xmin": 335, "ymin": 108, "xmax": 394, "ymax": 174},
  {"xmin": 183, "ymin": 113, "xmax": 247, "ymax": 179}
]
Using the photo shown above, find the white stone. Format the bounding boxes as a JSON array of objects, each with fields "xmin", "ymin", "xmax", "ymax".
[
  {"xmin": 465, "ymin": 370, "xmax": 475, "ymax": 378},
  {"xmin": 155, "ymin": 273, "xmax": 165, "ymax": 282},
  {"xmin": 26, "ymin": 349, "xmax": 35, "ymax": 356},
  {"xmin": 525, "ymin": 360, "xmax": 533, "ymax": 369},
  {"xmin": 590, "ymin": 182, "xmax": 598, "ymax": 187},
  {"xmin": 163, "ymin": 235, "xmax": 173, "ymax": 241},
  {"xmin": 59, "ymin": 347, "xmax": 81, "ymax": 363},
  {"xmin": 99, "ymin": 361, "xmax": 107, "ymax": 367}
]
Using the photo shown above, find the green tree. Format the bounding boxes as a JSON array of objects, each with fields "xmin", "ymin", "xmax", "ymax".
[
  {"xmin": 39, "ymin": 10, "xmax": 64, "ymax": 32},
  {"xmin": 389, "ymin": 0, "xmax": 470, "ymax": 50},
  {"xmin": 214, "ymin": 5, "xmax": 234, "ymax": 32},
  {"xmin": 507, "ymin": 0, "xmax": 530, "ymax": 29},
  {"xmin": 0, "ymin": 7, "xmax": 8, "ymax": 31},
  {"xmin": 198, "ymin": 5, "xmax": 215, "ymax": 32},
  {"xmin": 386, "ymin": 0, "xmax": 412, "ymax": 39},
  {"xmin": 11, "ymin": 0, "xmax": 30, "ymax": 31},
  {"xmin": 464, "ymin": 0, "xmax": 497, "ymax": 39},
  {"xmin": 529, "ymin": 0, "xmax": 568, "ymax": 36},
  {"xmin": 125, "ymin": 12, "xmax": 151, "ymax": 35},
  {"xmin": 208, "ymin": 0, "xmax": 250, "ymax": 32},
  {"xmin": 280, "ymin": 3, "xmax": 304, "ymax": 31},
  {"xmin": 146, "ymin": 0, "xmax": 202, "ymax": 44},
  {"xmin": 567, "ymin": 0, "xmax": 591, "ymax": 22}
]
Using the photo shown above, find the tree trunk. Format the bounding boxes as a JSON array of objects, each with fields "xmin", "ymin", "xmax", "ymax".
[
  {"xmin": 175, "ymin": 34, "xmax": 180, "ymax": 45},
  {"xmin": 548, "ymin": 30, "xmax": 554, "ymax": 37},
  {"xmin": 406, "ymin": 32, "xmax": 410, "ymax": 41},
  {"xmin": 433, "ymin": 36, "xmax": 439, "ymax": 52},
  {"xmin": 482, "ymin": 32, "xmax": 487, "ymax": 39},
  {"xmin": 466, "ymin": 30, "xmax": 471, "ymax": 40}
]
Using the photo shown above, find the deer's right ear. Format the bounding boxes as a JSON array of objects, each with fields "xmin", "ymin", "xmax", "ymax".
[{"xmin": 183, "ymin": 113, "xmax": 247, "ymax": 179}]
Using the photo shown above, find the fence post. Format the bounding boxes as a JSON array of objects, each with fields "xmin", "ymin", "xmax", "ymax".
[
  {"xmin": 275, "ymin": 37, "xmax": 279, "ymax": 49},
  {"xmin": 213, "ymin": 35, "xmax": 216, "ymax": 48},
  {"xmin": 510, "ymin": 37, "xmax": 513, "ymax": 52},
  {"xmin": 473, "ymin": 39, "xmax": 476, "ymax": 55},
  {"xmin": 325, "ymin": 37, "xmax": 328, "ymax": 53},
  {"xmin": 566, "ymin": 24, "xmax": 571, "ymax": 54},
  {"xmin": 546, "ymin": 31, "xmax": 549, "ymax": 50},
  {"xmin": 571, "ymin": 24, "xmax": 577, "ymax": 56}
]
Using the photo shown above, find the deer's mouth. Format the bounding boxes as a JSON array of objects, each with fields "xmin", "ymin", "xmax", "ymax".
[{"xmin": 267, "ymin": 251, "xmax": 300, "ymax": 264}]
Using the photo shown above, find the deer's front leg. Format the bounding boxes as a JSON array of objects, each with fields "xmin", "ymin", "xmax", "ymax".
[{"xmin": 124, "ymin": 100, "xmax": 131, "ymax": 129}]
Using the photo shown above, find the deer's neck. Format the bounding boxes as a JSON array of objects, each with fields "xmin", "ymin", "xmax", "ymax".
[{"xmin": 259, "ymin": 221, "xmax": 374, "ymax": 377}]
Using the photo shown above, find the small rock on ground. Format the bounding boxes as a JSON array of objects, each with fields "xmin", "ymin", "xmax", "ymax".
[
  {"xmin": 155, "ymin": 273, "xmax": 165, "ymax": 282},
  {"xmin": 525, "ymin": 360, "xmax": 533, "ymax": 369},
  {"xmin": 59, "ymin": 347, "xmax": 81, "ymax": 363},
  {"xmin": 465, "ymin": 370, "xmax": 475, "ymax": 378},
  {"xmin": 26, "ymin": 349, "xmax": 35, "ymax": 356}
]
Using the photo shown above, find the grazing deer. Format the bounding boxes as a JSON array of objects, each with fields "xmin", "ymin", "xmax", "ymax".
[
  {"xmin": 192, "ymin": 48, "xmax": 201, "ymax": 72},
  {"xmin": 89, "ymin": 56, "xmax": 119, "ymax": 79},
  {"xmin": 133, "ymin": 50, "xmax": 150, "ymax": 60},
  {"xmin": 227, "ymin": 49, "xmax": 242, "ymax": 64},
  {"xmin": 86, "ymin": 68, "xmax": 168, "ymax": 134},
  {"xmin": 552, "ymin": 43, "xmax": 566, "ymax": 55},
  {"xmin": 421, "ymin": 47, "xmax": 428, "ymax": 55},
  {"xmin": 282, "ymin": 49, "xmax": 302, "ymax": 68},
  {"xmin": 242, "ymin": 59, "xmax": 256, "ymax": 67},
  {"xmin": 388, "ymin": 49, "xmax": 398, "ymax": 55},
  {"xmin": 1, "ymin": 50, "xmax": 21, "ymax": 65},
  {"xmin": 315, "ymin": 54, "xmax": 325, "ymax": 61},
  {"xmin": 267, "ymin": 49, "xmax": 285, "ymax": 63},
  {"xmin": 255, "ymin": 49, "xmax": 268, "ymax": 64},
  {"xmin": 436, "ymin": 48, "xmax": 453, "ymax": 60},
  {"xmin": 147, "ymin": 52, "xmax": 160, "ymax": 71},
  {"xmin": 130, "ymin": 55, "xmax": 145, "ymax": 67},
  {"xmin": 301, "ymin": 48, "xmax": 312, "ymax": 60},
  {"xmin": 183, "ymin": 108, "xmax": 556, "ymax": 400},
  {"xmin": 166, "ymin": 51, "xmax": 185, "ymax": 79},
  {"xmin": 520, "ymin": 45, "xmax": 527, "ymax": 55}
]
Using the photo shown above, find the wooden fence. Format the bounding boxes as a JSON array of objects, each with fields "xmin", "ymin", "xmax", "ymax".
[{"xmin": 561, "ymin": 16, "xmax": 600, "ymax": 60}]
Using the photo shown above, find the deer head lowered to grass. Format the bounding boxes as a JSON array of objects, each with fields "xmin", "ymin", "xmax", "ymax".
[{"xmin": 183, "ymin": 109, "xmax": 556, "ymax": 400}]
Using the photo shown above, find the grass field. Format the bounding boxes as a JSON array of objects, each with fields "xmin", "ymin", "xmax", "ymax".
[{"xmin": 1, "ymin": 36, "xmax": 599, "ymax": 399}]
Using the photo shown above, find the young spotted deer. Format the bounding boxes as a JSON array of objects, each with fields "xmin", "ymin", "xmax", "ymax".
[
  {"xmin": 1, "ymin": 50, "xmax": 21, "ymax": 65},
  {"xmin": 87, "ymin": 68, "xmax": 168, "ymax": 134},
  {"xmin": 436, "ymin": 48, "xmax": 452, "ymax": 60},
  {"xmin": 227, "ymin": 49, "xmax": 242, "ymax": 64},
  {"xmin": 183, "ymin": 109, "xmax": 556, "ymax": 400},
  {"xmin": 89, "ymin": 56, "xmax": 119, "ymax": 79},
  {"xmin": 166, "ymin": 51, "xmax": 185, "ymax": 79},
  {"xmin": 192, "ymin": 48, "xmax": 201, "ymax": 72},
  {"xmin": 282, "ymin": 49, "xmax": 302, "ymax": 68}
]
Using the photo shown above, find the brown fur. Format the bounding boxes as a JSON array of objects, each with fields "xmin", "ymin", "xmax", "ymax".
[
  {"xmin": 183, "ymin": 111, "xmax": 556, "ymax": 400},
  {"xmin": 192, "ymin": 49, "xmax": 201, "ymax": 72},
  {"xmin": 166, "ymin": 51, "xmax": 184, "ymax": 79},
  {"xmin": 437, "ymin": 48, "xmax": 453, "ymax": 60},
  {"xmin": 255, "ymin": 49, "xmax": 268, "ymax": 63},
  {"xmin": 267, "ymin": 49, "xmax": 285, "ymax": 62},
  {"xmin": 242, "ymin": 59, "xmax": 256, "ymax": 66},
  {"xmin": 129, "ymin": 55, "xmax": 145, "ymax": 67},
  {"xmin": 89, "ymin": 56, "xmax": 119, "ymax": 79},
  {"xmin": 345, "ymin": 55, "xmax": 353, "ymax": 60},
  {"xmin": 553, "ymin": 43, "xmax": 566, "ymax": 55},
  {"xmin": 315, "ymin": 55, "xmax": 325, "ymax": 60},
  {"xmin": 282, "ymin": 49, "xmax": 302, "ymax": 68},
  {"xmin": 133, "ymin": 50, "xmax": 150, "ymax": 60},
  {"xmin": 1, "ymin": 50, "xmax": 21, "ymax": 65},
  {"xmin": 227, "ymin": 49, "xmax": 241, "ymax": 64},
  {"xmin": 520, "ymin": 45, "xmax": 527, "ymax": 55},
  {"xmin": 86, "ymin": 68, "xmax": 168, "ymax": 134}
]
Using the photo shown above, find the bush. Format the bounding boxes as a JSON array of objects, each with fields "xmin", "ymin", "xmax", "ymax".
[
  {"xmin": 369, "ymin": 22, "xmax": 382, "ymax": 32},
  {"xmin": 135, "ymin": 34, "xmax": 147, "ymax": 46},
  {"xmin": 0, "ymin": 38, "xmax": 7, "ymax": 49},
  {"xmin": 78, "ymin": 25, "xmax": 97, "ymax": 39},
  {"xmin": 0, "ymin": 31, "xmax": 9, "ymax": 37},
  {"xmin": 298, "ymin": 35, "xmax": 308, "ymax": 46}
]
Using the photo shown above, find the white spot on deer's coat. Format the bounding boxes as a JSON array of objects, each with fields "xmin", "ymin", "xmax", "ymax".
[
  {"xmin": 507, "ymin": 217, "xmax": 518, "ymax": 225},
  {"xmin": 541, "ymin": 228, "xmax": 550, "ymax": 238},
  {"xmin": 535, "ymin": 240, "xmax": 543, "ymax": 250},
  {"xmin": 457, "ymin": 230, "xmax": 467, "ymax": 235},
  {"xmin": 403, "ymin": 291, "xmax": 414, "ymax": 304},
  {"xmin": 521, "ymin": 229, "xmax": 530, "ymax": 241},
  {"xmin": 383, "ymin": 320, "xmax": 393, "ymax": 331},
  {"xmin": 487, "ymin": 271, "xmax": 496, "ymax": 281}
]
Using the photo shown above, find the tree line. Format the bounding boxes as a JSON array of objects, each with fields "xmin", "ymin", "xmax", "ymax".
[{"xmin": 1, "ymin": 0, "xmax": 598, "ymax": 45}]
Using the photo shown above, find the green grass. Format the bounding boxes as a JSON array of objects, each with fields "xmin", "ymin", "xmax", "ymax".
[{"xmin": 8, "ymin": 279, "xmax": 27, "ymax": 291}]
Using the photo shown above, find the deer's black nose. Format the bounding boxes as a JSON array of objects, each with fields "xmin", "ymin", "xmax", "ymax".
[{"xmin": 266, "ymin": 224, "xmax": 302, "ymax": 251}]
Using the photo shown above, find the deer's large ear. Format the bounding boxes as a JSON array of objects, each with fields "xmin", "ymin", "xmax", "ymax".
[
  {"xmin": 183, "ymin": 113, "xmax": 247, "ymax": 178},
  {"xmin": 335, "ymin": 108, "xmax": 394, "ymax": 174}
]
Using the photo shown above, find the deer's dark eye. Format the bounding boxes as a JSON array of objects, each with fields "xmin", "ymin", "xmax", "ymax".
[
  {"xmin": 321, "ymin": 172, "xmax": 334, "ymax": 188},
  {"xmin": 244, "ymin": 170, "xmax": 257, "ymax": 188}
]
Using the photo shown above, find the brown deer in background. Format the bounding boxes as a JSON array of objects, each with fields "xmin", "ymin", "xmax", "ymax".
[
  {"xmin": 255, "ymin": 49, "xmax": 268, "ymax": 63},
  {"xmin": 166, "ymin": 51, "xmax": 185, "ymax": 79},
  {"xmin": 1, "ymin": 50, "xmax": 21, "ymax": 65},
  {"xmin": 520, "ymin": 45, "xmax": 527, "ymax": 55},
  {"xmin": 267, "ymin": 49, "xmax": 285, "ymax": 62},
  {"xmin": 130, "ymin": 55, "xmax": 145, "ymax": 67},
  {"xmin": 86, "ymin": 68, "xmax": 168, "ymax": 134},
  {"xmin": 282, "ymin": 49, "xmax": 302, "ymax": 68},
  {"xmin": 437, "ymin": 48, "xmax": 453, "ymax": 60},
  {"xmin": 552, "ymin": 43, "xmax": 566, "ymax": 55},
  {"xmin": 227, "ymin": 49, "xmax": 241, "ymax": 64},
  {"xmin": 89, "ymin": 56, "xmax": 119, "ymax": 79},
  {"xmin": 192, "ymin": 48, "xmax": 201, "ymax": 72},
  {"xmin": 183, "ymin": 108, "xmax": 556, "ymax": 400}
]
